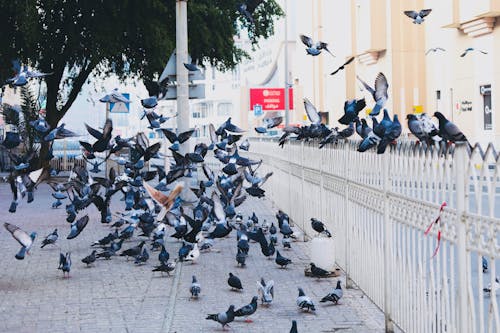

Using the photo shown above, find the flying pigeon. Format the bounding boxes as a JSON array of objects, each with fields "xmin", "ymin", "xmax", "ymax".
[
  {"xmin": 206, "ymin": 305, "xmax": 235, "ymax": 330},
  {"xmin": 296, "ymin": 287, "xmax": 316, "ymax": 312},
  {"xmin": 320, "ymin": 280, "xmax": 343, "ymax": 304},
  {"xmin": 425, "ymin": 47, "xmax": 445, "ymax": 55},
  {"xmin": 67, "ymin": 215, "xmax": 89, "ymax": 239},
  {"xmin": 404, "ymin": 9, "xmax": 432, "ymax": 24},
  {"xmin": 310, "ymin": 218, "xmax": 332, "ymax": 237},
  {"xmin": 338, "ymin": 98, "xmax": 366, "ymax": 125},
  {"xmin": 143, "ymin": 181, "xmax": 184, "ymax": 221},
  {"xmin": 183, "ymin": 63, "xmax": 200, "ymax": 72},
  {"xmin": 234, "ymin": 296, "xmax": 258, "ymax": 322},
  {"xmin": 300, "ymin": 34, "xmax": 334, "ymax": 57},
  {"xmin": 460, "ymin": 47, "xmax": 488, "ymax": 57},
  {"xmin": 330, "ymin": 56, "xmax": 355, "ymax": 76},
  {"xmin": 190, "ymin": 275, "xmax": 201, "ymax": 298},
  {"xmin": 228, "ymin": 272, "xmax": 243, "ymax": 291},
  {"xmin": 140, "ymin": 96, "xmax": 158, "ymax": 109},
  {"xmin": 356, "ymin": 73, "xmax": 388, "ymax": 116},
  {"xmin": 257, "ymin": 278, "xmax": 274, "ymax": 305},
  {"xmin": 5, "ymin": 63, "xmax": 52, "ymax": 87},
  {"xmin": 158, "ymin": 128, "xmax": 194, "ymax": 151},
  {"xmin": 4, "ymin": 223, "xmax": 36, "ymax": 260},
  {"xmin": 99, "ymin": 88, "xmax": 130, "ymax": 103}
]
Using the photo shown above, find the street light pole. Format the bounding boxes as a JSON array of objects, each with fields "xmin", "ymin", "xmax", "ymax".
[
  {"xmin": 176, "ymin": 0, "xmax": 189, "ymax": 154},
  {"xmin": 284, "ymin": 0, "xmax": 289, "ymax": 127}
]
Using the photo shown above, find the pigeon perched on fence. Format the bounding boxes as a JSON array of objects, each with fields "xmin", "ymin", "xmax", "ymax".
[{"xmin": 433, "ymin": 112, "xmax": 469, "ymax": 146}]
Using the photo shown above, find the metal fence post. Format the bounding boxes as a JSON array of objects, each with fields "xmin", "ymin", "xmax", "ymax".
[
  {"xmin": 301, "ymin": 141, "xmax": 306, "ymax": 239},
  {"xmin": 455, "ymin": 143, "xmax": 468, "ymax": 333},
  {"xmin": 383, "ymin": 150, "xmax": 394, "ymax": 333},
  {"xmin": 344, "ymin": 142, "xmax": 352, "ymax": 288}
]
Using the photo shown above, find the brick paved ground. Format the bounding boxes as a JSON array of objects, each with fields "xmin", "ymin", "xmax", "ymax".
[{"xmin": 0, "ymin": 183, "xmax": 385, "ymax": 333}]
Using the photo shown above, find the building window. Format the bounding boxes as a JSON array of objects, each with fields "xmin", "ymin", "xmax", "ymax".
[
  {"xmin": 481, "ymin": 84, "xmax": 492, "ymax": 130},
  {"xmin": 217, "ymin": 103, "xmax": 232, "ymax": 116}
]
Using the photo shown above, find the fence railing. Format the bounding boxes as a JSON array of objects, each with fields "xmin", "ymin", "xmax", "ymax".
[{"xmin": 244, "ymin": 138, "xmax": 499, "ymax": 333}]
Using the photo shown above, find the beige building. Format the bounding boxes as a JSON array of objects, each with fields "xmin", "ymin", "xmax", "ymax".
[{"xmin": 239, "ymin": 0, "xmax": 500, "ymax": 145}]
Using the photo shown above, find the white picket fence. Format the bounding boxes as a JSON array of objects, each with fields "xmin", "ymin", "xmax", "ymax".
[{"xmin": 245, "ymin": 138, "xmax": 500, "ymax": 333}]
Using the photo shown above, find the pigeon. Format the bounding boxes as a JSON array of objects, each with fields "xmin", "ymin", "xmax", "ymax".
[
  {"xmin": 255, "ymin": 116, "xmax": 283, "ymax": 134},
  {"xmin": 41, "ymin": 228, "xmax": 58, "ymax": 248},
  {"xmin": 290, "ymin": 320, "xmax": 298, "ymax": 333},
  {"xmin": 81, "ymin": 250, "xmax": 97, "ymax": 267},
  {"xmin": 152, "ymin": 262, "xmax": 176, "ymax": 276},
  {"xmin": 404, "ymin": 9, "xmax": 432, "ymax": 24},
  {"xmin": 4, "ymin": 223, "xmax": 37, "ymax": 260},
  {"xmin": 257, "ymin": 277, "xmax": 274, "ymax": 305},
  {"xmin": 141, "ymin": 96, "xmax": 158, "ymax": 109},
  {"xmin": 282, "ymin": 237, "xmax": 291, "ymax": 249},
  {"xmin": 184, "ymin": 243, "xmax": 200, "ymax": 263},
  {"xmin": 43, "ymin": 123, "xmax": 78, "ymax": 142},
  {"xmin": 134, "ymin": 248, "xmax": 149, "ymax": 265},
  {"xmin": 275, "ymin": 250, "xmax": 292, "ymax": 268},
  {"xmin": 320, "ymin": 280, "xmax": 343, "ymax": 304},
  {"xmin": 356, "ymin": 72, "xmax": 388, "ymax": 116},
  {"xmin": 358, "ymin": 118, "xmax": 385, "ymax": 152},
  {"xmin": 310, "ymin": 263, "xmax": 330, "ymax": 278},
  {"xmin": 433, "ymin": 112, "xmax": 469, "ymax": 145},
  {"xmin": 228, "ymin": 272, "xmax": 243, "ymax": 291},
  {"xmin": 190, "ymin": 275, "xmax": 201, "ymax": 298},
  {"xmin": 338, "ymin": 98, "xmax": 366, "ymax": 125},
  {"xmin": 482, "ymin": 256, "xmax": 488, "ymax": 273},
  {"xmin": 236, "ymin": 249, "xmax": 247, "ymax": 267},
  {"xmin": 143, "ymin": 181, "xmax": 184, "ymax": 221},
  {"xmin": 99, "ymin": 88, "xmax": 130, "ymax": 103},
  {"xmin": 310, "ymin": 218, "xmax": 332, "ymax": 237},
  {"xmin": 460, "ymin": 47, "xmax": 488, "ymax": 57},
  {"xmin": 425, "ymin": 47, "xmax": 445, "ymax": 55},
  {"xmin": 483, "ymin": 277, "xmax": 499, "ymax": 295},
  {"xmin": 183, "ymin": 62, "xmax": 200, "ymax": 72},
  {"xmin": 377, "ymin": 114, "xmax": 402, "ymax": 154},
  {"xmin": 158, "ymin": 244, "xmax": 170, "ymax": 264},
  {"xmin": 58, "ymin": 252, "xmax": 71, "ymax": 278},
  {"xmin": 67, "ymin": 215, "xmax": 89, "ymax": 239},
  {"xmin": 234, "ymin": 296, "xmax": 258, "ymax": 322},
  {"xmin": 300, "ymin": 34, "xmax": 334, "ymax": 57},
  {"xmin": 296, "ymin": 287, "xmax": 316, "ymax": 312},
  {"xmin": 159, "ymin": 128, "xmax": 194, "ymax": 152},
  {"xmin": 330, "ymin": 56, "xmax": 355, "ymax": 76},
  {"xmin": 206, "ymin": 305, "xmax": 235, "ymax": 330},
  {"xmin": 84, "ymin": 118, "xmax": 113, "ymax": 152},
  {"xmin": 120, "ymin": 241, "xmax": 145, "ymax": 259},
  {"xmin": 5, "ymin": 63, "xmax": 52, "ymax": 87}
]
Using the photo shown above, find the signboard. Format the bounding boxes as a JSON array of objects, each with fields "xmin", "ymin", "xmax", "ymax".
[
  {"xmin": 481, "ymin": 84, "xmax": 492, "ymax": 130},
  {"xmin": 253, "ymin": 104, "xmax": 263, "ymax": 116},
  {"xmin": 109, "ymin": 93, "xmax": 130, "ymax": 113},
  {"xmin": 249, "ymin": 88, "xmax": 294, "ymax": 111}
]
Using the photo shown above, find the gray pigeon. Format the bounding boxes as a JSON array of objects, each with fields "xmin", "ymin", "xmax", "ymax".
[
  {"xmin": 433, "ymin": 112, "xmax": 469, "ymax": 145},
  {"xmin": 257, "ymin": 278, "xmax": 274, "ymax": 305},
  {"xmin": 190, "ymin": 275, "xmax": 201, "ymax": 298},
  {"xmin": 296, "ymin": 287, "xmax": 315, "ymax": 312},
  {"xmin": 320, "ymin": 280, "xmax": 343, "ymax": 304},
  {"xmin": 41, "ymin": 228, "xmax": 58, "ymax": 248},
  {"xmin": 234, "ymin": 296, "xmax": 258, "ymax": 322},
  {"xmin": 300, "ymin": 34, "xmax": 334, "ymax": 57},
  {"xmin": 206, "ymin": 305, "xmax": 235, "ymax": 329},
  {"xmin": 356, "ymin": 73, "xmax": 388, "ymax": 116}
]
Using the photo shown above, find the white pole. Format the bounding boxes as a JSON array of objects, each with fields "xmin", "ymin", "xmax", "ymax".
[
  {"xmin": 176, "ymin": 0, "xmax": 189, "ymax": 154},
  {"xmin": 284, "ymin": 0, "xmax": 290, "ymax": 126},
  {"xmin": 383, "ymin": 151, "xmax": 394, "ymax": 332},
  {"xmin": 455, "ymin": 143, "xmax": 468, "ymax": 333}
]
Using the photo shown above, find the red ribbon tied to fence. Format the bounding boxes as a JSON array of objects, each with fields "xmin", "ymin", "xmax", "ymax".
[{"xmin": 424, "ymin": 202, "xmax": 447, "ymax": 259}]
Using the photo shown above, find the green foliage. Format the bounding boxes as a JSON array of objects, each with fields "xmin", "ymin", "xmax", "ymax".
[
  {"xmin": 1, "ymin": 85, "xmax": 40, "ymax": 152},
  {"xmin": 0, "ymin": 0, "xmax": 283, "ymax": 128}
]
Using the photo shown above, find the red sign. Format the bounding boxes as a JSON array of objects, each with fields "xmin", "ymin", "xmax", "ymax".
[{"xmin": 249, "ymin": 88, "xmax": 294, "ymax": 111}]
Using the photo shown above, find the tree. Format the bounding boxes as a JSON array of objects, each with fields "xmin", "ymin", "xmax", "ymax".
[{"xmin": 0, "ymin": 0, "xmax": 283, "ymax": 164}]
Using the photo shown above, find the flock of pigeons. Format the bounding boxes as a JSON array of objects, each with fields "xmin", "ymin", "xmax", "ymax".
[{"xmin": 2, "ymin": 80, "xmax": 347, "ymax": 331}]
